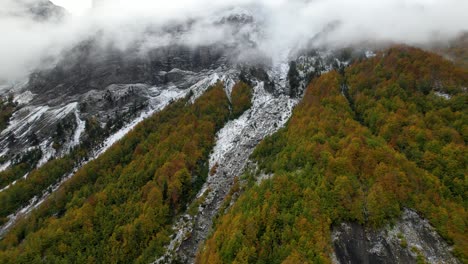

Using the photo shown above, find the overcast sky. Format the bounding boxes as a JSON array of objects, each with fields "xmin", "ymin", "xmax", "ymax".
[{"xmin": 1, "ymin": 0, "xmax": 467, "ymax": 83}]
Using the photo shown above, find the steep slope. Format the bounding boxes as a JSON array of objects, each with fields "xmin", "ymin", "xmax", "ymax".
[
  {"xmin": 0, "ymin": 18, "xmax": 353, "ymax": 247},
  {"xmin": 0, "ymin": 33, "xmax": 242, "ymax": 232},
  {"xmin": 198, "ymin": 47, "xmax": 466, "ymax": 263},
  {"xmin": 0, "ymin": 42, "xmax": 400, "ymax": 263},
  {"xmin": 0, "ymin": 1, "xmax": 466, "ymax": 263},
  {"xmin": 0, "ymin": 83, "xmax": 240, "ymax": 263},
  {"xmin": 159, "ymin": 71, "xmax": 298, "ymax": 264},
  {"xmin": 0, "ymin": 84, "xmax": 192, "ymax": 234},
  {"xmin": 153, "ymin": 49, "xmax": 357, "ymax": 263},
  {"xmin": 345, "ymin": 46, "xmax": 467, "ymax": 201},
  {"xmin": 0, "ymin": 41, "xmax": 229, "ymax": 174}
]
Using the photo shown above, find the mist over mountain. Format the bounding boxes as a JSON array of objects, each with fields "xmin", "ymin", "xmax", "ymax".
[
  {"xmin": 0, "ymin": 1, "xmax": 466, "ymax": 264},
  {"xmin": 1, "ymin": 0, "xmax": 467, "ymax": 83}
]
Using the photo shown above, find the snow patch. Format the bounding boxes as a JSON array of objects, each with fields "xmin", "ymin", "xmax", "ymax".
[
  {"xmin": 43, "ymin": 102, "xmax": 78, "ymax": 124},
  {"xmin": 256, "ymin": 172, "xmax": 274, "ymax": 185},
  {"xmin": 0, "ymin": 161, "xmax": 11, "ymax": 173},
  {"xmin": 223, "ymin": 75, "xmax": 237, "ymax": 101},
  {"xmin": 95, "ymin": 87, "xmax": 186, "ymax": 157},
  {"xmin": 14, "ymin": 91, "xmax": 35, "ymax": 105},
  {"xmin": 435, "ymin": 91, "xmax": 451, "ymax": 100},
  {"xmin": 0, "ymin": 173, "xmax": 28, "ymax": 193},
  {"xmin": 0, "ymin": 147, "xmax": 8, "ymax": 157},
  {"xmin": 0, "ymin": 169, "xmax": 76, "ymax": 237},
  {"xmin": 365, "ymin": 50, "xmax": 377, "ymax": 58},
  {"xmin": 70, "ymin": 109, "xmax": 86, "ymax": 150},
  {"xmin": 189, "ymin": 72, "xmax": 222, "ymax": 103},
  {"xmin": 37, "ymin": 141, "xmax": 56, "ymax": 167},
  {"xmin": 188, "ymin": 69, "xmax": 238, "ymax": 104},
  {"xmin": 209, "ymin": 114, "xmax": 249, "ymax": 169},
  {"xmin": 1, "ymin": 105, "xmax": 49, "ymax": 138}
]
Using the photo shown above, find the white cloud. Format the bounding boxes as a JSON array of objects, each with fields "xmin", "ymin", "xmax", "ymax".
[
  {"xmin": 50, "ymin": 0, "xmax": 92, "ymax": 15},
  {"xmin": 0, "ymin": 0, "xmax": 467, "ymax": 83}
]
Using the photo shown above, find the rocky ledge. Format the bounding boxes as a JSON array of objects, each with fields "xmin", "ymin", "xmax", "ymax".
[{"xmin": 332, "ymin": 209, "xmax": 460, "ymax": 264}]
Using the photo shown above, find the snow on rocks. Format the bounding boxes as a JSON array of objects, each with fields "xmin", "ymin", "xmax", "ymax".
[
  {"xmin": 0, "ymin": 70, "xmax": 236, "ymax": 238},
  {"xmin": 435, "ymin": 91, "xmax": 452, "ymax": 100},
  {"xmin": 0, "ymin": 105, "xmax": 49, "ymax": 138},
  {"xmin": 156, "ymin": 59, "xmax": 299, "ymax": 263},
  {"xmin": 0, "ymin": 102, "xmax": 78, "ymax": 164},
  {"xmin": 37, "ymin": 141, "xmax": 56, "ymax": 167},
  {"xmin": 13, "ymin": 91, "xmax": 35, "ymax": 105},
  {"xmin": 189, "ymin": 72, "xmax": 222, "ymax": 104},
  {"xmin": 95, "ymin": 86, "xmax": 186, "ymax": 157},
  {"xmin": 0, "ymin": 161, "xmax": 11, "ymax": 173},
  {"xmin": 0, "ymin": 85, "xmax": 186, "ymax": 237},
  {"xmin": 70, "ymin": 109, "xmax": 86, "ymax": 150},
  {"xmin": 177, "ymin": 81, "xmax": 297, "ymax": 263},
  {"xmin": 0, "ymin": 148, "xmax": 10, "ymax": 173},
  {"xmin": 94, "ymin": 70, "xmax": 235, "ymax": 159},
  {"xmin": 365, "ymin": 50, "xmax": 377, "ymax": 58},
  {"xmin": 0, "ymin": 85, "xmax": 189, "ymax": 237}
]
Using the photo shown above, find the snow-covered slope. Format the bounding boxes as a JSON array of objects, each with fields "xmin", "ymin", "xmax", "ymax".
[{"xmin": 155, "ymin": 60, "xmax": 298, "ymax": 263}]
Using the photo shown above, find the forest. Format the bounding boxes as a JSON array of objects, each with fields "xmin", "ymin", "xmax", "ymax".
[
  {"xmin": 346, "ymin": 46, "xmax": 467, "ymax": 198},
  {"xmin": 0, "ymin": 46, "xmax": 466, "ymax": 263},
  {"xmin": 0, "ymin": 82, "xmax": 252, "ymax": 263},
  {"xmin": 198, "ymin": 47, "xmax": 467, "ymax": 263}
]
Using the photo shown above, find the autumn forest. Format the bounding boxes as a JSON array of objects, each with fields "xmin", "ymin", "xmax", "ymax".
[{"xmin": 0, "ymin": 46, "xmax": 466, "ymax": 264}]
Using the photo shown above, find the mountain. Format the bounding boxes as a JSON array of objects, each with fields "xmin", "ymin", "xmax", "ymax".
[
  {"xmin": 198, "ymin": 46, "xmax": 467, "ymax": 264},
  {"xmin": 0, "ymin": 5, "xmax": 466, "ymax": 264}
]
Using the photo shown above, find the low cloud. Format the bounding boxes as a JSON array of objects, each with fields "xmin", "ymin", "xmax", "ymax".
[{"xmin": 1, "ymin": 0, "xmax": 467, "ymax": 83}]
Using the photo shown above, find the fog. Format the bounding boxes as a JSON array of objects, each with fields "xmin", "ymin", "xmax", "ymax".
[{"xmin": 1, "ymin": 0, "xmax": 467, "ymax": 83}]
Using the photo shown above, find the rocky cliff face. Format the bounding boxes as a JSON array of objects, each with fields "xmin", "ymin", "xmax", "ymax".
[
  {"xmin": 0, "ymin": 40, "xmax": 230, "ymax": 173},
  {"xmin": 0, "ymin": 8, "xmax": 261, "ymax": 171},
  {"xmin": 332, "ymin": 209, "xmax": 460, "ymax": 264},
  {"xmin": 0, "ymin": 46, "xmax": 224, "ymax": 170}
]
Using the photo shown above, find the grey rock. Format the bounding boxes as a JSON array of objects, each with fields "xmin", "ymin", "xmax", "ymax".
[{"xmin": 332, "ymin": 209, "xmax": 460, "ymax": 264}]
